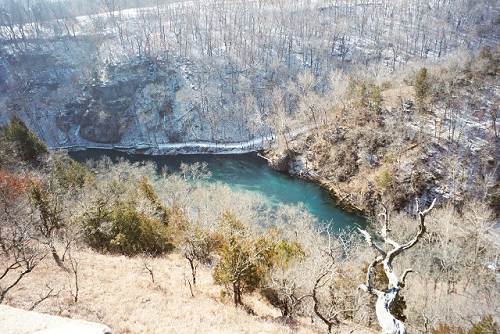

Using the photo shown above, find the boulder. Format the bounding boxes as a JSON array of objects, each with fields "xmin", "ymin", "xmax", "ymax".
[{"xmin": 0, "ymin": 305, "xmax": 112, "ymax": 334}]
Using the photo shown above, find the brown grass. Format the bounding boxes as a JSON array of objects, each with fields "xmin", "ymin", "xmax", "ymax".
[
  {"xmin": 4, "ymin": 248, "xmax": 329, "ymax": 334},
  {"xmin": 381, "ymin": 85, "xmax": 414, "ymax": 109}
]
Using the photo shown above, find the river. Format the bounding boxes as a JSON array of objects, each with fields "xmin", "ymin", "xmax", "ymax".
[{"xmin": 69, "ymin": 150, "xmax": 365, "ymax": 231}]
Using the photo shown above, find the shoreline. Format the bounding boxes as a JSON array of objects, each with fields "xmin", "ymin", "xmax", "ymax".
[
  {"xmin": 49, "ymin": 125, "xmax": 315, "ymax": 155},
  {"xmin": 260, "ymin": 148, "xmax": 370, "ymax": 217},
  {"xmin": 61, "ymin": 144, "xmax": 368, "ymax": 219},
  {"xmin": 273, "ymin": 160, "xmax": 368, "ymax": 217}
]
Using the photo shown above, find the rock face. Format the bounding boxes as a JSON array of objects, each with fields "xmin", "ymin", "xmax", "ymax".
[
  {"xmin": 0, "ymin": 43, "xmax": 270, "ymax": 149},
  {"xmin": 60, "ymin": 61, "xmax": 181, "ymax": 144},
  {"xmin": 0, "ymin": 305, "xmax": 112, "ymax": 334}
]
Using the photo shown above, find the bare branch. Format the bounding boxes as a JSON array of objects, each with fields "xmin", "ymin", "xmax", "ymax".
[
  {"xmin": 379, "ymin": 204, "xmax": 390, "ymax": 239},
  {"xmin": 358, "ymin": 258, "xmax": 383, "ymax": 297},
  {"xmin": 312, "ymin": 271, "xmax": 338, "ymax": 333},
  {"xmin": 358, "ymin": 198, "xmax": 437, "ymax": 334},
  {"xmin": 29, "ymin": 284, "xmax": 60, "ymax": 311},
  {"xmin": 357, "ymin": 228, "xmax": 386, "ymax": 257},
  {"xmin": 400, "ymin": 269, "xmax": 414, "ymax": 287},
  {"xmin": 67, "ymin": 250, "xmax": 79, "ymax": 303},
  {"xmin": 419, "ymin": 198, "xmax": 437, "ymax": 217},
  {"xmin": 142, "ymin": 256, "xmax": 155, "ymax": 283}
]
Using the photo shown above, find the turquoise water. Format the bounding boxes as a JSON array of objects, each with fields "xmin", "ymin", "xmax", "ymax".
[{"xmin": 70, "ymin": 150, "xmax": 365, "ymax": 231}]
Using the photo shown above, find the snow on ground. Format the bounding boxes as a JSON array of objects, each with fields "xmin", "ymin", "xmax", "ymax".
[{"xmin": 53, "ymin": 125, "xmax": 315, "ymax": 155}]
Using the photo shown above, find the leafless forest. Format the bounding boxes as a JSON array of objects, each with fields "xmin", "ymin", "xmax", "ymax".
[
  {"xmin": 0, "ymin": 1, "xmax": 499, "ymax": 334},
  {"xmin": 0, "ymin": 0, "xmax": 497, "ymax": 145}
]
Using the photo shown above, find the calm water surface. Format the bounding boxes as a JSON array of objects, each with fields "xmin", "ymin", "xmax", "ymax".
[{"xmin": 70, "ymin": 150, "xmax": 365, "ymax": 231}]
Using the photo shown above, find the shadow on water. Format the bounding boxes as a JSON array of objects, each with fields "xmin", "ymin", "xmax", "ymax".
[{"xmin": 69, "ymin": 149, "xmax": 366, "ymax": 231}]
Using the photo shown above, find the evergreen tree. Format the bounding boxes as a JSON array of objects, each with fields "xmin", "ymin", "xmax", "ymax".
[
  {"xmin": 1, "ymin": 116, "xmax": 47, "ymax": 162},
  {"xmin": 415, "ymin": 67, "xmax": 430, "ymax": 112}
]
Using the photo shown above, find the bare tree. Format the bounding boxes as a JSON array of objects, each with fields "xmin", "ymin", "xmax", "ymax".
[
  {"xmin": 141, "ymin": 255, "xmax": 155, "ymax": 283},
  {"xmin": 264, "ymin": 268, "xmax": 311, "ymax": 320},
  {"xmin": 311, "ymin": 270, "xmax": 338, "ymax": 333},
  {"xmin": 181, "ymin": 225, "xmax": 218, "ymax": 287},
  {"xmin": 30, "ymin": 181, "xmax": 68, "ymax": 271},
  {"xmin": 358, "ymin": 198, "xmax": 436, "ymax": 334},
  {"xmin": 0, "ymin": 171, "xmax": 47, "ymax": 304},
  {"xmin": 310, "ymin": 230, "xmax": 357, "ymax": 333},
  {"xmin": 0, "ymin": 240, "xmax": 46, "ymax": 303},
  {"xmin": 29, "ymin": 284, "xmax": 60, "ymax": 311},
  {"xmin": 67, "ymin": 248, "xmax": 79, "ymax": 303}
]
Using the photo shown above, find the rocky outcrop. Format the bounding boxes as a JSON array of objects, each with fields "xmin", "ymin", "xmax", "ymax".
[
  {"xmin": 58, "ymin": 59, "xmax": 181, "ymax": 145},
  {"xmin": 0, "ymin": 305, "xmax": 112, "ymax": 334},
  {"xmin": 0, "ymin": 44, "xmax": 270, "ymax": 149},
  {"xmin": 263, "ymin": 131, "xmax": 445, "ymax": 216}
]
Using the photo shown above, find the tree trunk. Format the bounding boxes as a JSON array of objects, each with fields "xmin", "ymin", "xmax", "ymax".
[
  {"xmin": 233, "ymin": 281, "xmax": 242, "ymax": 306},
  {"xmin": 50, "ymin": 244, "xmax": 68, "ymax": 272},
  {"xmin": 188, "ymin": 258, "xmax": 197, "ymax": 286},
  {"xmin": 375, "ymin": 288, "xmax": 406, "ymax": 334},
  {"xmin": 358, "ymin": 199, "xmax": 436, "ymax": 334}
]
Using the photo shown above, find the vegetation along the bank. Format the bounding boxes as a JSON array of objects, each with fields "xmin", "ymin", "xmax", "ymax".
[
  {"xmin": 1, "ymin": 97, "xmax": 498, "ymax": 333},
  {"xmin": 0, "ymin": 0, "xmax": 498, "ymax": 332}
]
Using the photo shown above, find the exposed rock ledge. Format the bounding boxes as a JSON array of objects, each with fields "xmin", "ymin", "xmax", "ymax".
[
  {"xmin": 51, "ymin": 125, "xmax": 315, "ymax": 156},
  {"xmin": 0, "ymin": 305, "xmax": 112, "ymax": 334},
  {"xmin": 52, "ymin": 139, "xmax": 274, "ymax": 155}
]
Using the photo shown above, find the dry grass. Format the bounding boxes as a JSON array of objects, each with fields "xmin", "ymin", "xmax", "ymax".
[
  {"xmin": 381, "ymin": 85, "xmax": 414, "ymax": 109},
  {"xmin": 4, "ymin": 248, "xmax": 331, "ymax": 334}
]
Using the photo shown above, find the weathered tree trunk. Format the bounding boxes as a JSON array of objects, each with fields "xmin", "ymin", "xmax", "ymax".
[
  {"xmin": 372, "ymin": 284, "xmax": 406, "ymax": 333},
  {"xmin": 358, "ymin": 199, "xmax": 436, "ymax": 334}
]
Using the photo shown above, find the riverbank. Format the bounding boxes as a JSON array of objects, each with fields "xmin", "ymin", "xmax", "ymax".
[
  {"xmin": 262, "ymin": 147, "xmax": 370, "ymax": 216},
  {"xmin": 69, "ymin": 149, "xmax": 365, "ymax": 228},
  {"xmin": 58, "ymin": 122, "xmax": 370, "ymax": 220},
  {"xmin": 51, "ymin": 126, "xmax": 315, "ymax": 156},
  {"xmin": 52, "ymin": 139, "xmax": 273, "ymax": 155},
  {"xmin": 60, "ymin": 137, "xmax": 378, "ymax": 218}
]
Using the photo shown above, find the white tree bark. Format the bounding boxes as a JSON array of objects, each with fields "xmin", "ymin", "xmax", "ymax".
[{"xmin": 358, "ymin": 199, "xmax": 436, "ymax": 334}]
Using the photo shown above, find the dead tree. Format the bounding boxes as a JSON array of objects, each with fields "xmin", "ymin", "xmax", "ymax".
[
  {"xmin": 311, "ymin": 229, "xmax": 357, "ymax": 333},
  {"xmin": 67, "ymin": 249, "xmax": 79, "ymax": 303},
  {"xmin": 312, "ymin": 270, "xmax": 337, "ymax": 333},
  {"xmin": 0, "ymin": 174, "xmax": 47, "ymax": 304},
  {"xmin": 358, "ymin": 198, "xmax": 436, "ymax": 334},
  {"xmin": 141, "ymin": 255, "xmax": 155, "ymax": 283},
  {"xmin": 0, "ymin": 239, "xmax": 46, "ymax": 304},
  {"xmin": 29, "ymin": 284, "xmax": 60, "ymax": 311}
]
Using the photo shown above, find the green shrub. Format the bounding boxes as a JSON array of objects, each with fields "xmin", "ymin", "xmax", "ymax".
[
  {"xmin": 83, "ymin": 200, "xmax": 174, "ymax": 256},
  {"xmin": 431, "ymin": 315, "xmax": 498, "ymax": 334},
  {"xmin": 213, "ymin": 212, "xmax": 303, "ymax": 307},
  {"xmin": 431, "ymin": 324, "xmax": 466, "ymax": 334},
  {"xmin": 137, "ymin": 213, "xmax": 175, "ymax": 255},
  {"xmin": 347, "ymin": 78, "xmax": 384, "ymax": 114},
  {"xmin": 108, "ymin": 204, "xmax": 143, "ymax": 255},
  {"xmin": 472, "ymin": 46, "xmax": 498, "ymax": 77},
  {"xmin": 138, "ymin": 176, "xmax": 170, "ymax": 224},
  {"xmin": 82, "ymin": 199, "xmax": 111, "ymax": 252},
  {"xmin": 414, "ymin": 67, "xmax": 431, "ymax": 111},
  {"xmin": 469, "ymin": 315, "xmax": 499, "ymax": 334},
  {"xmin": 52, "ymin": 155, "xmax": 93, "ymax": 190},
  {"xmin": 375, "ymin": 167, "xmax": 394, "ymax": 191},
  {"xmin": 367, "ymin": 83, "xmax": 383, "ymax": 113},
  {"xmin": 1, "ymin": 116, "xmax": 47, "ymax": 162}
]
